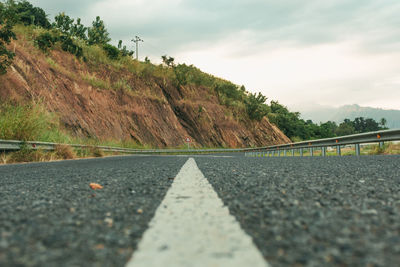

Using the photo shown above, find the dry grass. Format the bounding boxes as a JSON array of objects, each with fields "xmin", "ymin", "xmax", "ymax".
[
  {"xmin": 1, "ymin": 144, "xmax": 105, "ymax": 165},
  {"xmin": 8, "ymin": 147, "xmax": 48, "ymax": 163},
  {"xmin": 385, "ymin": 142, "xmax": 400, "ymax": 154},
  {"xmin": 1, "ymin": 152, "xmax": 8, "ymax": 164},
  {"xmin": 54, "ymin": 144, "xmax": 75, "ymax": 159},
  {"xmin": 89, "ymin": 146, "xmax": 104, "ymax": 157}
]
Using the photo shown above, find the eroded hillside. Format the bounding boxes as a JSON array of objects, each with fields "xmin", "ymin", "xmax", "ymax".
[{"xmin": 0, "ymin": 27, "xmax": 290, "ymax": 148}]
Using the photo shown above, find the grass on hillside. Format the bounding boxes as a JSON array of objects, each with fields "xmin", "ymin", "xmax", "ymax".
[
  {"xmin": 0, "ymin": 102, "xmax": 70, "ymax": 143},
  {"xmin": 12, "ymin": 24, "xmax": 263, "ymax": 123}
]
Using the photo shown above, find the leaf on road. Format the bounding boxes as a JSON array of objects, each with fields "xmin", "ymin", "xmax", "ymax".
[
  {"xmin": 90, "ymin": 183, "xmax": 103, "ymax": 190},
  {"xmin": 95, "ymin": 244, "xmax": 105, "ymax": 250}
]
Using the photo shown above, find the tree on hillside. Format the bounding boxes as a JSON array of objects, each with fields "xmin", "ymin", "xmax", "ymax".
[
  {"xmin": 88, "ymin": 16, "xmax": 110, "ymax": 45},
  {"xmin": 53, "ymin": 12, "xmax": 74, "ymax": 34},
  {"xmin": 162, "ymin": 55, "xmax": 175, "ymax": 67},
  {"xmin": 15, "ymin": 0, "xmax": 50, "ymax": 28},
  {"xmin": 245, "ymin": 92, "xmax": 270, "ymax": 121},
  {"xmin": 118, "ymin": 40, "xmax": 134, "ymax": 57},
  {"xmin": 0, "ymin": 0, "xmax": 17, "ymax": 74},
  {"xmin": 71, "ymin": 18, "xmax": 87, "ymax": 40},
  {"xmin": 53, "ymin": 13, "xmax": 87, "ymax": 40},
  {"xmin": 269, "ymin": 101, "xmax": 303, "ymax": 139}
]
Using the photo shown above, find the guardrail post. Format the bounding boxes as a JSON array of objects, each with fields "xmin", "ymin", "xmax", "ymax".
[
  {"xmin": 310, "ymin": 147, "xmax": 313, "ymax": 157},
  {"xmin": 355, "ymin": 144, "xmax": 361, "ymax": 156},
  {"xmin": 337, "ymin": 145, "xmax": 341, "ymax": 156},
  {"xmin": 379, "ymin": 141, "xmax": 384, "ymax": 149},
  {"xmin": 291, "ymin": 149, "xmax": 294, "ymax": 156},
  {"xmin": 278, "ymin": 150, "xmax": 281, "ymax": 157},
  {"xmin": 300, "ymin": 149, "xmax": 303, "ymax": 157},
  {"xmin": 322, "ymin": 147, "xmax": 327, "ymax": 157},
  {"xmin": 284, "ymin": 150, "xmax": 287, "ymax": 157}
]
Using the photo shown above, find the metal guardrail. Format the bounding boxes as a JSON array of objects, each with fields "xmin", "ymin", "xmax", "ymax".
[
  {"xmin": 0, "ymin": 139, "xmax": 249, "ymax": 154},
  {"xmin": 245, "ymin": 129, "xmax": 400, "ymax": 157},
  {"xmin": 1, "ymin": 129, "xmax": 399, "ymax": 157}
]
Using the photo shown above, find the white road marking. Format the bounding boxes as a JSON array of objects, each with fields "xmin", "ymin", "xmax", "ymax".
[
  {"xmin": 126, "ymin": 158, "xmax": 269, "ymax": 267},
  {"xmin": 174, "ymin": 155, "xmax": 234, "ymax": 158}
]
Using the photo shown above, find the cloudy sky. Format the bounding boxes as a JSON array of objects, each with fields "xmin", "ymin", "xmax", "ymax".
[{"xmin": 30, "ymin": 0, "xmax": 400, "ymax": 111}]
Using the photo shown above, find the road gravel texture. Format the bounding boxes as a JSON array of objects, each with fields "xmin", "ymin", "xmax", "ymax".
[
  {"xmin": 0, "ymin": 156, "xmax": 187, "ymax": 267},
  {"xmin": 196, "ymin": 155, "xmax": 400, "ymax": 267}
]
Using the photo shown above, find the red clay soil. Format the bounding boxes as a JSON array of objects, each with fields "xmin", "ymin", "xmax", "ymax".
[{"xmin": 0, "ymin": 37, "xmax": 290, "ymax": 148}]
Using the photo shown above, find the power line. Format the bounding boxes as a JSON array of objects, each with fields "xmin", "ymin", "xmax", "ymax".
[{"xmin": 132, "ymin": 36, "xmax": 144, "ymax": 61}]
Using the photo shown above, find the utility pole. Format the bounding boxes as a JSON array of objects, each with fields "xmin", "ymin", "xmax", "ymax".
[{"xmin": 132, "ymin": 36, "xmax": 143, "ymax": 61}]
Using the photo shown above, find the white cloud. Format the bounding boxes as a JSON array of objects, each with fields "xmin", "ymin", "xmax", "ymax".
[{"xmin": 175, "ymin": 37, "xmax": 400, "ymax": 109}]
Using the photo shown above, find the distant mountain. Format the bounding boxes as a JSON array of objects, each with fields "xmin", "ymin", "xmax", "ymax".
[{"xmin": 299, "ymin": 104, "xmax": 400, "ymax": 129}]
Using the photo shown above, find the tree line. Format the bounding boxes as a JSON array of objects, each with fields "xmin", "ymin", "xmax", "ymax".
[
  {"xmin": 0, "ymin": 0, "xmax": 133, "ymax": 71},
  {"xmin": 268, "ymin": 101, "xmax": 388, "ymax": 141}
]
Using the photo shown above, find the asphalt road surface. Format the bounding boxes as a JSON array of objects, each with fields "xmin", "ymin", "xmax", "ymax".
[{"xmin": 1, "ymin": 154, "xmax": 399, "ymax": 266}]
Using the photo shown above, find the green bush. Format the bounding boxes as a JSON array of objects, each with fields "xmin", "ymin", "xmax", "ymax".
[
  {"xmin": 102, "ymin": 43, "xmax": 120, "ymax": 60},
  {"xmin": 35, "ymin": 32, "xmax": 57, "ymax": 51},
  {"xmin": 118, "ymin": 40, "xmax": 133, "ymax": 57},
  {"xmin": 173, "ymin": 63, "xmax": 215, "ymax": 87},
  {"xmin": 60, "ymin": 35, "xmax": 83, "ymax": 58},
  {"xmin": 214, "ymin": 82, "xmax": 245, "ymax": 102}
]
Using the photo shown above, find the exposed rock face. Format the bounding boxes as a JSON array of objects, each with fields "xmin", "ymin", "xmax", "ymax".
[{"xmin": 0, "ymin": 38, "xmax": 290, "ymax": 148}]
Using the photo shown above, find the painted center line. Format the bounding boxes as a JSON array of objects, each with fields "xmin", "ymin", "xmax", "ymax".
[
  {"xmin": 174, "ymin": 155, "xmax": 235, "ymax": 158},
  {"xmin": 126, "ymin": 158, "xmax": 269, "ymax": 267}
]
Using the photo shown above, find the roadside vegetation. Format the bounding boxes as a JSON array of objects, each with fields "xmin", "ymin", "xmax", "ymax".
[
  {"xmin": 267, "ymin": 101, "xmax": 388, "ymax": 141},
  {"xmin": 0, "ymin": 102, "xmax": 69, "ymax": 142},
  {"xmin": 0, "ymin": 102, "xmax": 130, "ymax": 164},
  {"xmin": 251, "ymin": 142, "xmax": 400, "ymax": 158}
]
